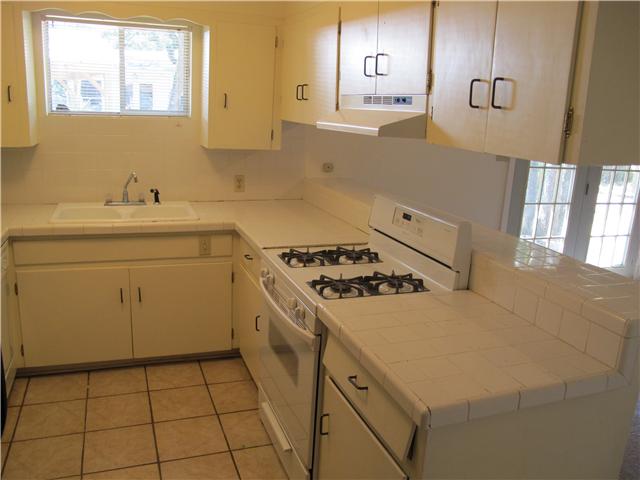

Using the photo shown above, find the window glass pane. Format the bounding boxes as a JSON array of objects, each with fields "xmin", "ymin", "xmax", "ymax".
[
  {"xmin": 540, "ymin": 168, "xmax": 559, "ymax": 203},
  {"xmin": 586, "ymin": 165, "xmax": 640, "ymax": 270},
  {"xmin": 525, "ymin": 168, "xmax": 543, "ymax": 203},
  {"xmin": 44, "ymin": 18, "xmax": 190, "ymax": 116},
  {"xmin": 519, "ymin": 163, "xmax": 576, "ymax": 254},
  {"xmin": 45, "ymin": 21, "xmax": 120, "ymax": 112}
]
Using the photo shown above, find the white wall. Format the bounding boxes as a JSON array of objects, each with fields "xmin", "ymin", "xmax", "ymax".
[{"xmin": 302, "ymin": 124, "xmax": 510, "ymax": 229}]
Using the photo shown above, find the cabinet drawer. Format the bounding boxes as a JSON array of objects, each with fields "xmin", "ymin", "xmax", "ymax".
[
  {"xmin": 14, "ymin": 234, "xmax": 232, "ymax": 266},
  {"xmin": 323, "ymin": 334, "xmax": 415, "ymax": 461},
  {"xmin": 238, "ymin": 236, "xmax": 261, "ymax": 281}
]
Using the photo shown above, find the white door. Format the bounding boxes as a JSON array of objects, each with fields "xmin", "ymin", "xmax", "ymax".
[
  {"xmin": 17, "ymin": 267, "xmax": 133, "ymax": 367},
  {"xmin": 130, "ymin": 263, "xmax": 232, "ymax": 358},
  {"xmin": 427, "ymin": 1, "xmax": 497, "ymax": 151},
  {"xmin": 208, "ymin": 22, "xmax": 276, "ymax": 149},
  {"xmin": 375, "ymin": 2, "xmax": 431, "ymax": 95},
  {"xmin": 235, "ymin": 264, "xmax": 263, "ymax": 381},
  {"xmin": 317, "ymin": 376, "xmax": 407, "ymax": 480},
  {"xmin": 484, "ymin": 1, "xmax": 580, "ymax": 163},
  {"xmin": 339, "ymin": 2, "xmax": 379, "ymax": 95}
]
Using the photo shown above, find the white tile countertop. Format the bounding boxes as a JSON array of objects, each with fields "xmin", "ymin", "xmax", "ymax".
[{"xmin": 0, "ymin": 200, "xmax": 369, "ymax": 248}]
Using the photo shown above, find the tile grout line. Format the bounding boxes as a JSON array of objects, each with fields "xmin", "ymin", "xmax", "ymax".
[
  {"xmin": 197, "ymin": 360, "xmax": 243, "ymax": 480},
  {"xmin": 80, "ymin": 371, "xmax": 90, "ymax": 478},
  {"xmin": 143, "ymin": 365, "xmax": 164, "ymax": 480},
  {"xmin": 2, "ymin": 377, "xmax": 30, "ymax": 472}
]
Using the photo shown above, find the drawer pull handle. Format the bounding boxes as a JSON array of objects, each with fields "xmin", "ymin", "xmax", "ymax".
[
  {"xmin": 120, "ymin": 288, "xmax": 124, "ymax": 304},
  {"xmin": 491, "ymin": 77, "xmax": 506, "ymax": 109},
  {"xmin": 138, "ymin": 287, "xmax": 142, "ymax": 303},
  {"xmin": 255, "ymin": 315, "xmax": 261, "ymax": 332},
  {"xmin": 319, "ymin": 413, "xmax": 329, "ymax": 435},
  {"xmin": 244, "ymin": 254, "xmax": 254, "ymax": 261},
  {"xmin": 347, "ymin": 375, "xmax": 368, "ymax": 391}
]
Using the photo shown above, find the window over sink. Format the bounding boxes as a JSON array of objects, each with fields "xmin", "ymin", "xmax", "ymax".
[{"xmin": 42, "ymin": 15, "xmax": 191, "ymax": 116}]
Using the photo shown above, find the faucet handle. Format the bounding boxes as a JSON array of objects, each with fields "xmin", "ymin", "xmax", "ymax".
[{"xmin": 150, "ymin": 188, "xmax": 161, "ymax": 205}]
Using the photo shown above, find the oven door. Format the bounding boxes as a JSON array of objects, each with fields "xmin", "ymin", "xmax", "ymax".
[{"xmin": 259, "ymin": 276, "xmax": 319, "ymax": 469}]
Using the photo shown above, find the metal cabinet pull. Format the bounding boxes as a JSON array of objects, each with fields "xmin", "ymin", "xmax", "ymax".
[
  {"xmin": 468, "ymin": 78, "xmax": 481, "ymax": 109},
  {"xmin": 120, "ymin": 288, "xmax": 124, "ymax": 304},
  {"xmin": 255, "ymin": 315, "xmax": 261, "ymax": 332},
  {"xmin": 375, "ymin": 53, "xmax": 389, "ymax": 76},
  {"xmin": 137, "ymin": 287, "xmax": 142, "ymax": 303},
  {"xmin": 301, "ymin": 84, "xmax": 309, "ymax": 101},
  {"xmin": 295, "ymin": 84, "xmax": 302, "ymax": 101},
  {"xmin": 491, "ymin": 77, "xmax": 505, "ymax": 109},
  {"xmin": 363, "ymin": 55, "xmax": 375, "ymax": 78},
  {"xmin": 347, "ymin": 375, "xmax": 368, "ymax": 391},
  {"xmin": 7, "ymin": 85, "xmax": 12, "ymax": 103},
  {"xmin": 244, "ymin": 254, "xmax": 253, "ymax": 261},
  {"xmin": 319, "ymin": 413, "xmax": 329, "ymax": 435},
  {"xmin": 223, "ymin": 93, "xmax": 228, "ymax": 109}
]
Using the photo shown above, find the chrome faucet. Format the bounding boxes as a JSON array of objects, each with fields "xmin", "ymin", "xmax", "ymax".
[
  {"xmin": 105, "ymin": 171, "xmax": 146, "ymax": 206},
  {"xmin": 122, "ymin": 171, "xmax": 138, "ymax": 203}
]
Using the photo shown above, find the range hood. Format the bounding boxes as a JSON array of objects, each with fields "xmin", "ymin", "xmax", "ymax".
[{"xmin": 317, "ymin": 94, "xmax": 427, "ymax": 138}]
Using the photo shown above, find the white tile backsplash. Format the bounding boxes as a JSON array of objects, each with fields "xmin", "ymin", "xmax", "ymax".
[
  {"xmin": 514, "ymin": 287, "xmax": 539, "ymax": 323},
  {"xmin": 585, "ymin": 324, "xmax": 622, "ymax": 368},
  {"xmin": 535, "ymin": 299, "xmax": 563, "ymax": 336},
  {"xmin": 558, "ymin": 311, "xmax": 590, "ymax": 351}
]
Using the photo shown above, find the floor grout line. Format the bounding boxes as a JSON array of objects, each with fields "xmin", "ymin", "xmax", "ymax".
[
  {"xmin": 1, "ymin": 377, "xmax": 30, "ymax": 472},
  {"xmin": 79, "ymin": 371, "xmax": 90, "ymax": 478},
  {"xmin": 198, "ymin": 360, "xmax": 243, "ymax": 480},
  {"xmin": 143, "ymin": 365, "xmax": 163, "ymax": 480}
]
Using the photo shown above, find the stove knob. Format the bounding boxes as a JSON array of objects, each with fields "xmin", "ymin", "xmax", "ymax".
[
  {"xmin": 260, "ymin": 268, "xmax": 269, "ymax": 278},
  {"xmin": 263, "ymin": 274, "xmax": 274, "ymax": 287},
  {"xmin": 287, "ymin": 297, "xmax": 298, "ymax": 309},
  {"xmin": 295, "ymin": 306, "xmax": 305, "ymax": 320}
]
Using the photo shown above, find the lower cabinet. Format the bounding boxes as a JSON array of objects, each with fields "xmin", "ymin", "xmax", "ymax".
[
  {"xmin": 17, "ymin": 267, "xmax": 133, "ymax": 367},
  {"xmin": 234, "ymin": 264, "xmax": 263, "ymax": 380},
  {"xmin": 17, "ymin": 262, "xmax": 233, "ymax": 367},
  {"xmin": 317, "ymin": 376, "xmax": 407, "ymax": 480},
  {"xmin": 130, "ymin": 263, "xmax": 232, "ymax": 358},
  {"xmin": 1, "ymin": 243, "xmax": 22, "ymax": 388}
]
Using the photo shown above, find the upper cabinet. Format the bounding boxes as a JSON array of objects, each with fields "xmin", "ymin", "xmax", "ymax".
[
  {"xmin": 201, "ymin": 22, "xmax": 277, "ymax": 150},
  {"xmin": 280, "ymin": 4, "xmax": 340, "ymax": 126},
  {"xmin": 340, "ymin": 2, "xmax": 432, "ymax": 96},
  {"xmin": 1, "ymin": 3, "xmax": 38, "ymax": 148},
  {"xmin": 428, "ymin": 1, "xmax": 639, "ymax": 166}
]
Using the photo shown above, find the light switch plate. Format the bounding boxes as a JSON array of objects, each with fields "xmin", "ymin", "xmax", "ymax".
[
  {"xmin": 199, "ymin": 236, "xmax": 211, "ymax": 256},
  {"xmin": 234, "ymin": 175, "xmax": 245, "ymax": 192}
]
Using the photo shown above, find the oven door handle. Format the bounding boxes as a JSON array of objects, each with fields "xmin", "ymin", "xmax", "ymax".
[{"xmin": 260, "ymin": 278, "xmax": 319, "ymax": 350}]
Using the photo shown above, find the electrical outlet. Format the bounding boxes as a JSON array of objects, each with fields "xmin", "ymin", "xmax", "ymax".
[
  {"xmin": 322, "ymin": 162, "xmax": 334, "ymax": 173},
  {"xmin": 199, "ymin": 236, "xmax": 211, "ymax": 256},
  {"xmin": 234, "ymin": 175, "xmax": 245, "ymax": 192}
]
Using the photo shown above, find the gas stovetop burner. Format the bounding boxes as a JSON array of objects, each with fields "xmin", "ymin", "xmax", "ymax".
[
  {"xmin": 332, "ymin": 246, "xmax": 381, "ymax": 265},
  {"xmin": 308, "ymin": 271, "xmax": 429, "ymax": 299},
  {"xmin": 280, "ymin": 246, "xmax": 381, "ymax": 268},
  {"xmin": 365, "ymin": 271, "xmax": 428, "ymax": 295},
  {"xmin": 309, "ymin": 274, "xmax": 368, "ymax": 299},
  {"xmin": 280, "ymin": 248, "xmax": 332, "ymax": 268}
]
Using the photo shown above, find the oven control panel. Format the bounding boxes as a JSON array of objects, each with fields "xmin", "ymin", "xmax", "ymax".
[{"xmin": 392, "ymin": 207, "xmax": 425, "ymax": 238}]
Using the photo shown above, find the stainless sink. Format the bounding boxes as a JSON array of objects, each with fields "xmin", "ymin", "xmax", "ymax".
[{"xmin": 50, "ymin": 202, "xmax": 199, "ymax": 223}]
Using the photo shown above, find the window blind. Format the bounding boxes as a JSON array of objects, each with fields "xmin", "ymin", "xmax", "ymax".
[{"xmin": 43, "ymin": 16, "xmax": 191, "ymax": 116}]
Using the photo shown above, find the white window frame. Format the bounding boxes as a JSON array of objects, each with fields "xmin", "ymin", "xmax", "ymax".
[
  {"xmin": 505, "ymin": 159, "xmax": 640, "ymax": 278},
  {"xmin": 40, "ymin": 14, "xmax": 192, "ymax": 117}
]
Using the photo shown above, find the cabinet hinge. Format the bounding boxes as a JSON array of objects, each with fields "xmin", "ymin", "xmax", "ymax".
[
  {"xmin": 231, "ymin": 328, "xmax": 235, "ymax": 340},
  {"xmin": 563, "ymin": 107, "xmax": 574, "ymax": 139},
  {"xmin": 338, "ymin": 20, "xmax": 342, "ymax": 35},
  {"xmin": 430, "ymin": 105, "xmax": 434, "ymax": 120},
  {"xmin": 426, "ymin": 69, "xmax": 433, "ymax": 95},
  {"xmin": 20, "ymin": 344, "xmax": 24, "ymax": 356},
  {"xmin": 270, "ymin": 129, "xmax": 274, "ymax": 141},
  {"xmin": 14, "ymin": 283, "xmax": 18, "ymax": 295},
  {"xmin": 275, "ymin": 36, "xmax": 279, "ymax": 48},
  {"xmin": 231, "ymin": 271, "xmax": 235, "ymax": 283},
  {"xmin": 432, "ymin": 0, "xmax": 439, "ymax": 7},
  {"xmin": 585, "ymin": 182, "xmax": 590, "ymax": 196}
]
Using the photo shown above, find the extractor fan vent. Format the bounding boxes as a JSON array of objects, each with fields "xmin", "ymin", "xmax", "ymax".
[{"xmin": 362, "ymin": 95, "xmax": 409, "ymax": 106}]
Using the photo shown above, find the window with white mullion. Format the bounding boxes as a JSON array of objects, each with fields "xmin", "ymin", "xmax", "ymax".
[{"xmin": 519, "ymin": 161, "xmax": 576, "ymax": 253}]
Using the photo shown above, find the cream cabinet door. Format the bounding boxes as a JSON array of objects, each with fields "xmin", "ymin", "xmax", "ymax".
[
  {"xmin": 339, "ymin": 2, "xmax": 379, "ymax": 95},
  {"xmin": 234, "ymin": 264, "xmax": 263, "ymax": 381},
  {"xmin": 375, "ymin": 2, "xmax": 431, "ymax": 95},
  {"xmin": 203, "ymin": 22, "xmax": 276, "ymax": 149},
  {"xmin": 484, "ymin": 1, "xmax": 580, "ymax": 163},
  {"xmin": 130, "ymin": 263, "xmax": 232, "ymax": 358},
  {"xmin": 280, "ymin": 18, "xmax": 308, "ymax": 124},
  {"xmin": 17, "ymin": 267, "xmax": 132, "ymax": 367},
  {"xmin": 1, "ymin": 246, "xmax": 17, "ymax": 387},
  {"xmin": 317, "ymin": 377, "xmax": 407, "ymax": 480},
  {"xmin": 1, "ymin": 4, "xmax": 19, "ymax": 147},
  {"xmin": 427, "ymin": 1, "xmax": 497, "ymax": 151}
]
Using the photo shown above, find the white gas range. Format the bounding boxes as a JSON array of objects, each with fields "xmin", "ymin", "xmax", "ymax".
[{"xmin": 257, "ymin": 195, "xmax": 472, "ymax": 479}]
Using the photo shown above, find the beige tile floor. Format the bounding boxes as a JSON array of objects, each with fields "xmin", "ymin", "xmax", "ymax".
[{"xmin": 1, "ymin": 358, "xmax": 288, "ymax": 480}]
